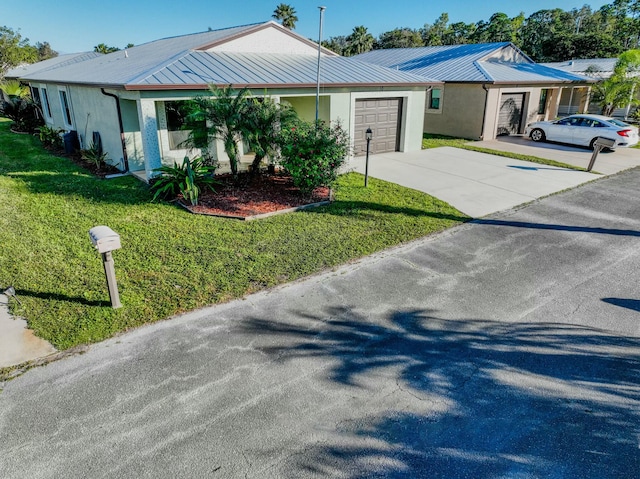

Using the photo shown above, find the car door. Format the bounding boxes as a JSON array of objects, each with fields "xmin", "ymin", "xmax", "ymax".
[
  {"xmin": 546, "ymin": 117, "xmax": 580, "ymax": 143},
  {"xmin": 572, "ymin": 117, "xmax": 598, "ymax": 147}
]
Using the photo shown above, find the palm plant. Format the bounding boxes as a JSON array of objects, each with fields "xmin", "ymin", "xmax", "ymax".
[
  {"xmin": 0, "ymin": 80, "xmax": 30, "ymax": 99},
  {"xmin": 183, "ymin": 85, "xmax": 252, "ymax": 178},
  {"xmin": 151, "ymin": 157, "xmax": 218, "ymax": 206},
  {"xmin": 272, "ymin": 3, "xmax": 298, "ymax": 30},
  {"xmin": 345, "ymin": 26, "xmax": 375, "ymax": 56},
  {"xmin": 245, "ymin": 97, "xmax": 298, "ymax": 175},
  {"xmin": 590, "ymin": 50, "xmax": 640, "ymax": 116}
]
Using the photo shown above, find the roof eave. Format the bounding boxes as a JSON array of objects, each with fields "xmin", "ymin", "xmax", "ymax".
[{"xmin": 125, "ymin": 81, "xmax": 438, "ymax": 91}]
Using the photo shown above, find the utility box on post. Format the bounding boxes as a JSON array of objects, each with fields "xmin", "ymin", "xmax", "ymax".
[{"xmin": 89, "ymin": 225, "xmax": 122, "ymax": 309}]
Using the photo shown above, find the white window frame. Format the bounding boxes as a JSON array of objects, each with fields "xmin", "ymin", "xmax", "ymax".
[
  {"xmin": 58, "ymin": 87, "xmax": 74, "ymax": 129},
  {"xmin": 40, "ymin": 87, "xmax": 52, "ymax": 120}
]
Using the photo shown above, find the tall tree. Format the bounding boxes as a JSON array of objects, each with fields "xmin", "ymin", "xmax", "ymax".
[
  {"xmin": 35, "ymin": 42, "xmax": 57, "ymax": 61},
  {"xmin": 345, "ymin": 26, "xmax": 375, "ymax": 56},
  {"xmin": 375, "ymin": 28, "xmax": 423, "ymax": 49},
  {"xmin": 0, "ymin": 26, "xmax": 37, "ymax": 78},
  {"xmin": 421, "ymin": 13, "xmax": 451, "ymax": 46},
  {"xmin": 94, "ymin": 43, "xmax": 120, "ymax": 54},
  {"xmin": 590, "ymin": 49, "xmax": 640, "ymax": 115},
  {"xmin": 322, "ymin": 36, "xmax": 348, "ymax": 55},
  {"xmin": 272, "ymin": 3, "xmax": 298, "ymax": 30}
]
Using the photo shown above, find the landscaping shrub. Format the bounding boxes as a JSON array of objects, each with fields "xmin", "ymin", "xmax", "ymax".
[
  {"xmin": 277, "ymin": 120, "xmax": 350, "ymax": 196},
  {"xmin": 80, "ymin": 141, "xmax": 110, "ymax": 169},
  {"xmin": 38, "ymin": 125, "xmax": 64, "ymax": 150},
  {"xmin": 0, "ymin": 96, "xmax": 42, "ymax": 133},
  {"xmin": 151, "ymin": 156, "xmax": 219, "ymax": 206}
]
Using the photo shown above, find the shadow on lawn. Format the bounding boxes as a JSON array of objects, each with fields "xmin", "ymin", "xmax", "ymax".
[
  {"xmin": 241, "ymin": 306, "xmax": 640, "ymax": 478},
  {"xmin": 315, "ymin": 200, "xmax": 471, "ymax": 223},
  {"xmin": 15, "ymin": 288, "xmax": 108, "ymax": 307}
]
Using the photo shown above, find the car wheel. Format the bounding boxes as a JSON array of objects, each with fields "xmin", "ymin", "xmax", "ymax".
[
  {"xmin": 530, "ymin": 128, "xmax": 545, "ymax": 142},
  {"xmin": 589, "ymin": 138, "xmax": 598, "ymax": 150}
]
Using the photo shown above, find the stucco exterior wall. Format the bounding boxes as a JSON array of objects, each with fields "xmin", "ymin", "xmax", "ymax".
[
  {"xmin": 67, "ymin": 85, "xmax": 124, "ymax": 169},
  {"xmin": 424, "ymin": 84, "xmax": 487, "ymax": 140},
  {"xmin": 211, "ymin": 27, "xmax": 323, "ymax": 56}
]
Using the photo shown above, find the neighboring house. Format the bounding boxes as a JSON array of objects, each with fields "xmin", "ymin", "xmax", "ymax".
[
  {"xmin": 543, "ymin": 58, "xmax": 639, "ymax": 119},
  {"xmin": 355, "ymin": 43, "xmax": 593, "ymax": 141},
  {"xmin": 6, "ymin": 21, "xmax": 438, "ymax": 180}
]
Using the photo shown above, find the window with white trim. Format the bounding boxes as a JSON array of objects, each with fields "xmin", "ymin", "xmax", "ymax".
[
  {"xmin": 40, "ymin": 87, "xmax": 52, "ymax": 119},
  {"xmin": 59, "ymin": 89, "xmax": 73, "ymax": 128}
]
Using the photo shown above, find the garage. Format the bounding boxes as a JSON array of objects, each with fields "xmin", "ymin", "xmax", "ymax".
[
  {"xmin": 497, "ymin": 93, "xmax": 525, "ymax": 136},
  {"xmin": 354, "ymin": 98, "xmax": 403, "ymax": 156}
]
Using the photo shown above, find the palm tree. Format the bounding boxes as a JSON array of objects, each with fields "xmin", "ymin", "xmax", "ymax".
[
  {"xmin": 245, "ymin": 97, "xmax": 298, "ymax": 175},
  {"xmin": 272, "ymin": 3, "xmax": 298, "ymax": 30},
  {"xmin": 345, "ymin": 26, "xmax": 375, "ymax": 56},
  {"xmin": 184, "ymin": 85, "xmax": 252, "ymax": 178}
]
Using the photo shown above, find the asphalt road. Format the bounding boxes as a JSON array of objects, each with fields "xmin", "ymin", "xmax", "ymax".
[{"xmin": 2, "ymin": 168, "xmax": 640, "ymax": 478}]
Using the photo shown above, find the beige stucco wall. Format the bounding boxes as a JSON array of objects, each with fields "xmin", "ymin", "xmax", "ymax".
[{"xmin": 424, "ymin": 84, "xmax": 487, "ymax": 140}]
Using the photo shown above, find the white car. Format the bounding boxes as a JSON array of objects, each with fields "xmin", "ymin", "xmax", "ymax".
[{"xmin": 525, "ymin": 114, "xmax": 639, "ymax": 149}]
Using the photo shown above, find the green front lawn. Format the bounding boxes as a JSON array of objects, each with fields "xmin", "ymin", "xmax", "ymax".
[
  {"xmin": 422, "ymin": 133, "xmax": 591, "ymax": 171},
  {"xmin": 0, "ymin": 120, "xmax": 468, "ymax": 349}
]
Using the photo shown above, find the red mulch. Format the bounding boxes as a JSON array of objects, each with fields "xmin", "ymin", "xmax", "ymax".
[{"xmin": 183, "ymin": 173, "xmax": 331, "ymax": 218}]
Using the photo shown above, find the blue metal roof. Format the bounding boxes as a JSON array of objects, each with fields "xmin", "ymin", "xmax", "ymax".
[{"xmin": 355, "ymin": 43, "xmax": 591, "ymax": 84}]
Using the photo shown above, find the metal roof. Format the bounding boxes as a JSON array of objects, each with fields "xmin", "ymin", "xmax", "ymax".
[
  {"xmin": 479, "ymin": 61, "xmax": 593, "ymax": 83},
  {"xmin": 542, "ymin": 58, "xmax": 619, "ymax": 76},
  {"xmin": 355, "ymin": 43, "xmax": 591, "ymax": 84},
  {"xmin": 15, "ymin": 21, "xmax": 435, "ymax": 90},
  {"xmin": 5, "ymin": 52, "xmax": 103, "ymax": 80},
  {"xmin": 129, "ymin": 51, "xmax": 437, "ymax": 89}
]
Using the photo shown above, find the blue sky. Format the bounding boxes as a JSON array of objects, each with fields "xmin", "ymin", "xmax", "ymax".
[{"xmin": 8, "ymin": 1, "xmax": 612, "ymax": 53}]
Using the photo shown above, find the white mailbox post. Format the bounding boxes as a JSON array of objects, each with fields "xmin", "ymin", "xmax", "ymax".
[{"xmin": 89, "ymin": 225, "xmax": 122, "ymax": 309}]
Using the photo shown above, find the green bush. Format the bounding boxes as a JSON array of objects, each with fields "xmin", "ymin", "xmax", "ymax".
[
  {"xmin": 38, "ymin": 125, "xmax": 64, "ymax": 149},
  {"xmin": 277, "ymin": 120, "xmax": 350, "ymax": 196},
  {"xmin": 151, "ymin": 156, "xmax": 219, "ymax": 206},
  {"xmin": 0, "ymin": 96, "xmax": 42, "ymax": 133}
]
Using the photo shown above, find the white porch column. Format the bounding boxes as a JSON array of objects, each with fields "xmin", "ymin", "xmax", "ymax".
[
  {"xmin": 547, "ymin": 88, "xmax": 562, "ymax": 120},
  {"xmin": 137, "ymin": 99, "xmax": 162, "ymax": 180}
]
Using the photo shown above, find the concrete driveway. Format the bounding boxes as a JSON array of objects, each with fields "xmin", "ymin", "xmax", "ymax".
[
  {"xmin": 477, "ymin": 135, "xmax": 640, "ymax": 175},
  {"xmin": 347, "ymin": 147, "xmax": 599, "ymax": 217}
]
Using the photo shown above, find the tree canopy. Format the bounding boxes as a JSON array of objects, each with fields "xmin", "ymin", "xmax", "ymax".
[{"xmin": 322, "ymin": 1, "xmax": 640, "ymax": 62}]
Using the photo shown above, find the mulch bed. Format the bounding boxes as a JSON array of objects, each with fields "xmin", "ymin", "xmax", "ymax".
[{"xmin": 181, "ymin": 172, "xmax": 331, "ymax": 219}]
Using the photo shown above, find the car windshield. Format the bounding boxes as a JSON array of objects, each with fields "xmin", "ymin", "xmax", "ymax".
[{"xmin": 607, "ymin": 118, "xmax": 630, "ymax": 127}]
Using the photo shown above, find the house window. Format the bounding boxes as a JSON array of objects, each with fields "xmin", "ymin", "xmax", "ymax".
[
  {"xmin": 40, "ymin": 88, "xmax": 52, "ymax": 119},
  {"xmin": 59, "ymin": 89, "xmax": 73, "ymax": 127},
  {"xmin": 31, "ymin": 87, "xmax": 41, "ymax": 106},
  {"xmin": 429, "ymin": 88, "xmax": 442, "ymax": 110},
  {"xmin": 165, "ymin": 101, "xmax": 203, "ymax": 150},
  {"xmin": 538, "ymin": 89, "xmax": 549, "ymax": 115}
]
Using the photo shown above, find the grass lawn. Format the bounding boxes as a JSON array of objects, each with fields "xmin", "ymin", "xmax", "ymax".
[
  {"xmin": 422, "ymin": 133, "xmax": 591, "ymax": 171},
  {"xmin": 0, "ymin": 120, "xmax": 469, "ymax": 350}
]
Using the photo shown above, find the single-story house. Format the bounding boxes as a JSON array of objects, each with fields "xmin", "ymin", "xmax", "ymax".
[
  {"xmin": 355, "ymin": 43, "xmax": 593, "ymax": 140},
  {"xmin": 7, "ymin": 21, "xmax": 439, "ymax": 180},
  {"xmin": 542, "ymin": 58, "xmax": 639, "ymax": 119}
]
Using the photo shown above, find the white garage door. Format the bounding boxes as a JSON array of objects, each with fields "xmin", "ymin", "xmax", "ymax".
[
  {"xmin": 497, "ymin": 93, "xmax": 525, "ymax": 136},
  {"xmin": 354, "ymin": 98, "xmax": 403, "ymax": 156}
]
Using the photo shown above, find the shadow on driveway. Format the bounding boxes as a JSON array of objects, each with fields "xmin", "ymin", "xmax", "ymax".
[{"xmin": 241, "ymin": 306, "xmax": 640, "ymax": 478}]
